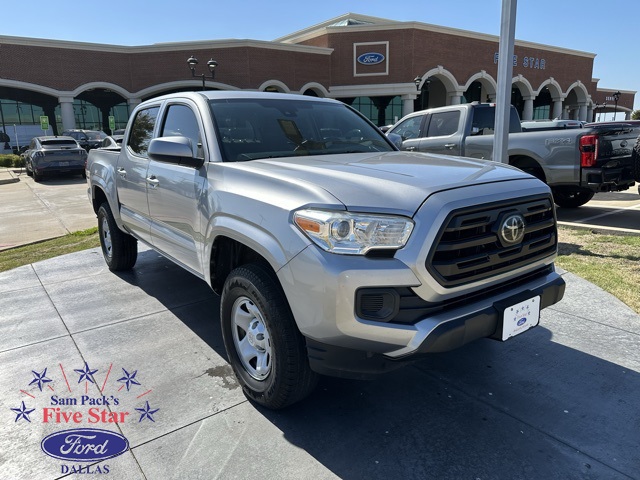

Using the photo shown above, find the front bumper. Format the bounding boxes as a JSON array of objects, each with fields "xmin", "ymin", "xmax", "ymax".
[
  {"xmin": 279, "ymin": 243, "xmax": 564, "ymax": 378},
  {"xmin": 306, "ymin": 268, "xmax": 565, "ymax": 379}
]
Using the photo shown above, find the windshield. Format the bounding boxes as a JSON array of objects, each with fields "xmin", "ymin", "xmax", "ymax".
[{"xmin": 209, "ymin": 98, "xmax": 395, "ymax": 162}]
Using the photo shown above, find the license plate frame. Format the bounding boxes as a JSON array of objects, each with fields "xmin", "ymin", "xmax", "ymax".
[{"xmin": 501, "ymin": 296, "xmax": 540, "ymax": 341}]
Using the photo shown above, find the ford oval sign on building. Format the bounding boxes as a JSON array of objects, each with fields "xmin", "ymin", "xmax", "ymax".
[
  {"xmin": 41, "ymin": 428, "xmax": 129, "ymax": 462},
  {"xmin": 357, "ymin": 53, "xmax": 385, "ymax": 65}
]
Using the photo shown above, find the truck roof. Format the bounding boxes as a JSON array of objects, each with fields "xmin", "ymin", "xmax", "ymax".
[{"xmin": 145, "ymin": 90, "xmax": 344, "ymax": 105}]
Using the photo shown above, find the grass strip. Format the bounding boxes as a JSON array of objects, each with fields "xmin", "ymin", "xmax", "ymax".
[
  {"xmin": 556, "ymin": 226, "xmax": 640, "ymax": 314},
  {"xmin": 0, "ymin": 227, "xmax": 100, "ymax": 273}
]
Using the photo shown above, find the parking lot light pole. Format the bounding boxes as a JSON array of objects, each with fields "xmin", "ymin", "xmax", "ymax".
[
  {"xmin": 612, "ymin": 91, "xmax": 621, "ymax": 121},
  {"xmin": 187, "ymin": 55, "xmax": 218, "ymax": 91}
]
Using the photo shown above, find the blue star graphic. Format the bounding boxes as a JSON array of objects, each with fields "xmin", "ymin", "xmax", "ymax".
[
  {"xmin": 74, "ymin": 362, "xmax": 98, "ymax": 384},
  {"xmin": 11, "ymin": 401, "xmax": 35, "ymax": 423},
  {"xmin": 29, "ymin": 368, "xmax": 53, "ymax": 391},
  {"xmin": 117, "ymin": 368, "xmax": 141, "ymax": 391},
  {"xmin": 135, "ymin": 401, "xmax": 159, "ymax": 423}
]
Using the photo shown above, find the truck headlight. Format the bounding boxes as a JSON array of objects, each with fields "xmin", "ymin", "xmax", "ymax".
[{"xmin": 293, "ymin": 209, "xmax": 414, "ymax": 255}]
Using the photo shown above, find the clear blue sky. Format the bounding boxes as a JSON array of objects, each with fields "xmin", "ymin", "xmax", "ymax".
[{"xmin": 3, "ymin": 0, "xmax": 638, "ymax": 112}]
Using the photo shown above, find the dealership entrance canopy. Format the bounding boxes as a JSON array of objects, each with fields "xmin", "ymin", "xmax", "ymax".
[{"xmin": 0, "ymin": 13, "xmax": 635, "ymax": 145}]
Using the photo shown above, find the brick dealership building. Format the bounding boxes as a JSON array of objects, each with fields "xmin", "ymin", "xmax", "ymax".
[{"xmin": 0, "ymin": 13, "xmax": 635, "ymax": 143}]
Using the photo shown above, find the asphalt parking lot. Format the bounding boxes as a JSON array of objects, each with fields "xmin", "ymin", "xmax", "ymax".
[{"xmin": 1, "ymin": 171, "xmax": 639, "ymax": 479}]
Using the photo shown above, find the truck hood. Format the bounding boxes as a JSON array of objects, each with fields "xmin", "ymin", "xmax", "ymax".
[{"xmin": 244, "ymin": 151, "xmax": 534, "ymax": 215}]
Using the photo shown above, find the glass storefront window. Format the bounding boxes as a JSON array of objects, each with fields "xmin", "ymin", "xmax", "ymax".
[
  {"xmin": 74, "ymin": 100, "xmax": 102, "ymax": 130},
  {"xmin": 350, "ymin": 96, "xmax": 402, "ymax": 126}
]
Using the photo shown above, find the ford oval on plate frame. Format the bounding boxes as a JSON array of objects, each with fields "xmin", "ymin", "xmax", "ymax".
[
  {"xmin": 41, "ymin": 428, "xmax": 129, "ymax": 462},
  {"xmin": 357, "ymin": 52, "xmax": 385, "ymax": 65},
  {"xmin": 501, "ymin": 296, "xmax": 540, "ymax": 341}
]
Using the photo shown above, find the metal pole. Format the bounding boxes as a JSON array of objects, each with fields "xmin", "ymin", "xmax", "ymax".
[{"xmin": 493, "ymin": 0, "xmax": 517, "ymax": 163}]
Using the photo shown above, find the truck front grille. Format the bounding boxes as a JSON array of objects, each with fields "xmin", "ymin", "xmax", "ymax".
[{"xmin": 426, "ymin": 195, "xmax": 557, "ymax": 287}]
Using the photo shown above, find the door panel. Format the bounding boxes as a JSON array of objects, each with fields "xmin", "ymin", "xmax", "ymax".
[
  {"xmin": 116, "ymin": 106, "xmax": 159, "ymax": 244},
  {"xmin": 417, "ymin": 111, "xmax": 463, "ymax": 156},
  {"xmin": 148, "ymin": 103, "xmax": 207, "ymax": 274}
]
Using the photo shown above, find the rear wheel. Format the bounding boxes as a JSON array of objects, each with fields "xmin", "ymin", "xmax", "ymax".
[
  {"xmin": 551, "ymin": 187, "xmax": 595, "ymax": 208},
  {"xmin": 220, "ymin": 263, "xmax": 318, "ymax": 409},
  {"xmin": 97, "ymin": 202, "xmax": 137, "ymax": 271},
  {"xmin": 32, "ymin": 168, "xmax": 42, "ymax": 182}
]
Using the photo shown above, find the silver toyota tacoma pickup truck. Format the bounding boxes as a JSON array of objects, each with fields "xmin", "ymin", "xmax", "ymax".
[{"xmin": 87, "ymin": 92, "xmax": 565, "ymax": 409}]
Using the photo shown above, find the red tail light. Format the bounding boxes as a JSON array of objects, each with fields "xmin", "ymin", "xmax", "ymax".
[{"xmin": 580, "ymin": 135, "xmax": 598, "ymax": 167}]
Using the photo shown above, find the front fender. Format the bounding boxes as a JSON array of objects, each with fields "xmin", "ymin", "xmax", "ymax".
[{"xmin": 202, "ymin": 213, "xmax": 310, "ymax": 288}]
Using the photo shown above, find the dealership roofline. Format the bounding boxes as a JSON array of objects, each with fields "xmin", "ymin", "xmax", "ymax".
[
  {"xmin": 275, "ymin": 12, "xmax": 596, "ymax": 59},
  {"xmin": 0, "ymin": 35, "xmax": 333, "ymax": 55}
]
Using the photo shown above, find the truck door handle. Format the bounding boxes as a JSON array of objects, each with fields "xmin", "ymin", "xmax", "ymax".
[
  {"xmin": 444, "ymin": 143, "xmax": 456, "ymax": 149},
  {"xmin": 117, "ymin": 167, "xmax": 126, "ymax": 178},
  {"xmin": 405, "ymin": 146, "xmax": 416, "ymax": 151},
  {"xmin": 146, "ymin": 175, "xmax": 160, "ymax": 188}
]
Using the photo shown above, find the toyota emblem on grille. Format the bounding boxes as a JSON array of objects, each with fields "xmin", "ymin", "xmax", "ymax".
[{"xmin": 499, "ymin": 214, "xmax": 526, "ymax": 245}]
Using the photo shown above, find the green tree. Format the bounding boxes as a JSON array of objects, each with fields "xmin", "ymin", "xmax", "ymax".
[{"xmin": 632, "ymin": 109, "xmax": 640, "ymax": 120}]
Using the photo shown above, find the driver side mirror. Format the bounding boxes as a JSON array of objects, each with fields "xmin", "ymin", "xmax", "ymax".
[
  {"xmin": 386, "ymin": 133, "xmax": 403, "ymax": 149},
  {"xmin": 148, "ymin": 136, "xmax": 204, "ymax": 168}
]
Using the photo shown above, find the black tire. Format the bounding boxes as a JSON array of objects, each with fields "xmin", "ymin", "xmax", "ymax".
[
  {"xmin": 220, "ymin": 263, "xmax": 318, "ymax": 409},
  {"xmin": 25, "ymin": 160, "xmax": 33, "ymax": 177},
  {"xmin": 551, "ymin": 187, "xmax": 595, "ymax": 208},
  {"xmin": 97, "ymin": 202, "xmax": 137, "ymax": 271},
  {"xmin": 32, "ymin": 168, "xmax": 42, "ymax": 182}
]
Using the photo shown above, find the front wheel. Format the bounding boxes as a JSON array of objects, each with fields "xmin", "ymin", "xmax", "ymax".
[
  {"xmin": 220, "ymin": 263, "xmax": 318, "ymax": 409},
  {"xmin": 97, "ymin": 202, "xmax": 137, "ymax": 271},
  {"xmin": 551, "ymin": 187, "xmax": 595, "ymax": 208}
]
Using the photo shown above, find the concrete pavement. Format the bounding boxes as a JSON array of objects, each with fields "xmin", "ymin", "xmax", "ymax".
[
  {"xmin": 1, "ymin": 247, "xmax": 639, "ymax": 479},
  {"xmin": 0, "ymin": 169, "xmax": 95, "ymax": 250}
]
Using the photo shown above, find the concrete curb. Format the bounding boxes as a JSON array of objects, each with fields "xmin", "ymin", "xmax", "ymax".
[{"xmin": 0, "ymin": 169, "xmax": 20, "ymax": 185}]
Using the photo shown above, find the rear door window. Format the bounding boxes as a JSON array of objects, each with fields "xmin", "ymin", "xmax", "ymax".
[{"xmin": 426, "ymin": 111, "xmax": 460, "ymax": 137}]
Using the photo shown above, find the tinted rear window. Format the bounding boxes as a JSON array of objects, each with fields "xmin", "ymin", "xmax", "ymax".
[
  {"xmin": 41, "ymin": 140, "xmax": 77, "ymax": 147},
  {"xmin": 470, "ymin": 107, "xmax": 522, "ymax": 135}
]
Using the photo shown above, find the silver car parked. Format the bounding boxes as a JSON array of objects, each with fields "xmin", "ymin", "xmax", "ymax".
[{"xmin": 24, "ymin": 136, "xmax": 88, "ymax": 182}]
